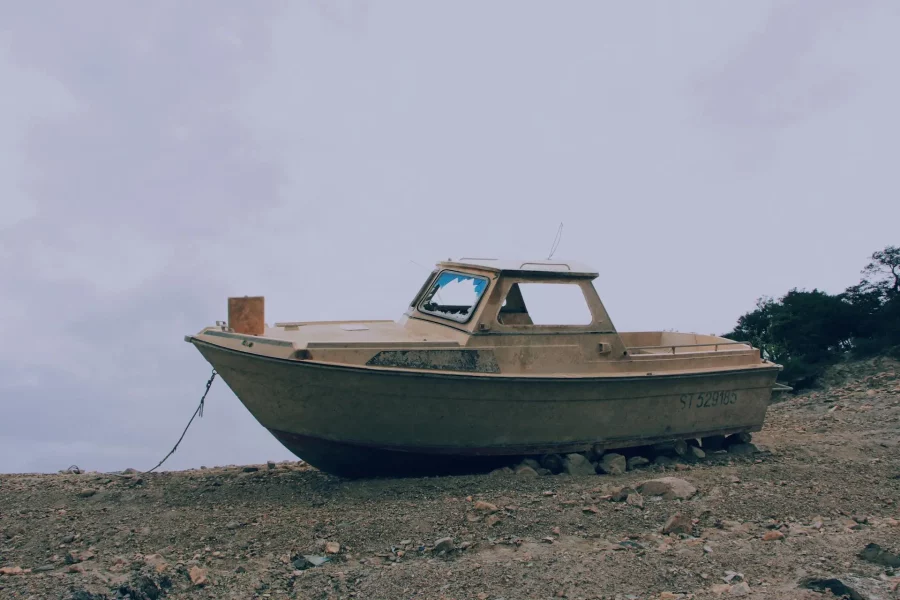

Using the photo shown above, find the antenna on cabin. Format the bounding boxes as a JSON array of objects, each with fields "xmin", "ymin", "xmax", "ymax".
[{"xmin": 547, "ymin": 222, "xmax": 563, "ymax": 260}]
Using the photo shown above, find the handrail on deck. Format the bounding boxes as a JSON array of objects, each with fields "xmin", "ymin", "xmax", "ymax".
[{"xmin": 627, "ymin": 341, "xmax": 753, "ymax": 354}]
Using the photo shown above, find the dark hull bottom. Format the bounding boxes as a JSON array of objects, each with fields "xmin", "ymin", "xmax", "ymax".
[
  {"xmin": 268, "ymin": 427, "xmax": 756, "ymax": 478},
  {"xmin": 269, "ymin": 429, "xmax": 523, "ymax": 478}
]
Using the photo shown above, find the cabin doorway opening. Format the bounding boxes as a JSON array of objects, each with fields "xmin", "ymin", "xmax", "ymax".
[{"xmin": 498, "ymin": 282, "xmax": 593, "ymax": 326}]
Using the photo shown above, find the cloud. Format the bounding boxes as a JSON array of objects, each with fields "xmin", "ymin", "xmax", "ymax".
[
  {"xmin": 0, "ymin": 1, "xmax": 290, "ymax": 473},
  {"xmin": 692, "ymin": 0, "xmax": 872, "ymax": 130}
]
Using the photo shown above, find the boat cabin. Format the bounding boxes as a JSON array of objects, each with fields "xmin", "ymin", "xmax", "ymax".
[{"xmin": 197, "ymin": 257, "xmax": 770, "ymax": 378}]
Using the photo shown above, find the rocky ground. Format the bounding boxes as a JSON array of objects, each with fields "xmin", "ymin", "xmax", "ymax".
[{"xmin": 2, "ymin": 358, "xmax": 899, "ymax": 600}]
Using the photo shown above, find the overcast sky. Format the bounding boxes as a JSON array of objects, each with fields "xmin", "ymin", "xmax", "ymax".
[{"xmin": 2, "ymin": 1, "xmax": 898, "ymax": 474}]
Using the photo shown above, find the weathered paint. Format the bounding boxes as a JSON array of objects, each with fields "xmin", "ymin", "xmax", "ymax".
[{"xmin": 366, "ymin": 349, "xmax": 501, "ymax": 373}]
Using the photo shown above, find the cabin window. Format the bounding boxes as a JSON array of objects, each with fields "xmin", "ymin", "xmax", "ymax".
[
  {"xmin": 417, "ymin": 270, "xmax": 489, "ymax": 323},
  {"xmin": 498, "ymin": 282, "xmax": 593, "ymax": 326}
]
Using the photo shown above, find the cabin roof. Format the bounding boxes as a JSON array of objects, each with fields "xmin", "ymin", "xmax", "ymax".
[{"xmin": 437, "ymin": 257, "xmax": 599, "ymax": 277}]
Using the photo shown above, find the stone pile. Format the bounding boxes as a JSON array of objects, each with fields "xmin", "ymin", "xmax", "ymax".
[{"xmin": 494, "ymin": 432, "xmax": 757, "ymax": 477}]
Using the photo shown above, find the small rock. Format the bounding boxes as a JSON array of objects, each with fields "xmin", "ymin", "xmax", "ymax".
[
  {"xmin": 489, "ymin": 466, "xmax": 514, "ymax": 476},
  {"xmin": 67, "ymin": 564, "xmax": 84, "ymax": 573},
  {"xmin": 143, "ymin": 553, "xmax": 168, "ymax": 573},
  {"xmin": 762, "ymin": 531, "xmax": 785, "ymax": 541},
  {"xmin": 727, "ymin": 443, "xmax": 757, "ymax": 456},
  {"xmin": 563, "ymin": 453, "xmax": 596, "ymax": 476},
  {"xmin": 710, "ymin": 583, "xmax": 731, "ymax": 595},
  {"xmin": 324, "ymin": 541, "xmax": 340, "ymax": 554},
  {"xmin": 0, "ymin": 566, "xmax": 24, "ymax": 576},
  {"xmin": 662, "ymin": 513, "xmax": 692, "ymax": 535},
  {"xmin": 626, "ymin": 456, "xmax": 650, "ymax": 470},
  {"xmin": 689, "ymin": 446, "xmax": 706, "ymax": 460},
  {"xmin": 226, "ymin": 521, "xmax": 240, "ymax": 530},
  {"xmin": 800, "ymin": 578, "xmax": 862, "ymax": 599},
  {"xmin": 597, "ymin": 453, "xmax": 626, "ymax": 475},
  {"xmin": 723, "ymin": 571, "xmax": 744, "ymax": 583},
  {"xmin": 189, "ymin": 565, "xmax": 208, "ymax": 586},
  {"xmin": 515, "ymin": 465, "xmax": 538, "ymax": 477},
  {"xmin": 267, "ymin": 461, "xmax": 276, "ymax": 470},
  {"xmin": 474, "ymin": 501, "xmax": 499, "ymax": 513},
  {"xmin": 639, "ymin": 477, "xmax": 698, "ymax": 500},
  {"xmin": 852, "ymin": 515, "xmax": 868, "ymax": 524},
  {"xmin": 433, "ymin": 537, "xmax": 454, "ymax": 553},
  {"xmin": 610, "ymin": 486, "xmax": 637, "ymax": 502},
  {"xmin": 78, "ymin": 489, "xmax": 97, "ymax": 498},
  {"xmin": 729, "ymin": 581, "xmax": 751, "ymax": 596},
  {"xmin": 626, "ymin": 493, "xmax": 644, "ymax": 509},
  {"xmin": 292, "ymin": 555, "xmax": 328, "ymax": 570},
  {"xmin": 858, "ymin": 542, "xmax": 900, "ymax": 567},
  {"xmin": 61, "ymin": 534, "xmax": 75, "ymax": 544},
  {"xmin": 32, "ymin": 565, "xmax": 55, "ymax": 573},
  {"xmin": 485, "ymin": 515, "xmax": 502, "ymax": 527}
]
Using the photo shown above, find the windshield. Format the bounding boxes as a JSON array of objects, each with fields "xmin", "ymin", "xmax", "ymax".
[{"xmin": 418, "ymin": 270, "xmax": 489, "ymax": 323}]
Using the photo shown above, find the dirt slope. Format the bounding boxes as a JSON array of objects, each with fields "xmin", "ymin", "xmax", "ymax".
[{"xmin": 2, "ymin": 359, "xmax": 899, "ymax": 600}]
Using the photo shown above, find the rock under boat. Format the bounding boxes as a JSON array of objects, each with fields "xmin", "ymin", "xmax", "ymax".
[{"xmin": 185, "ymin": 258, "xmax": 784, "ymax": 477}]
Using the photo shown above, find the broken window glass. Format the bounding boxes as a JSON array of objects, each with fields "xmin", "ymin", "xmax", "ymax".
[{"xmin": 418, "ymin": 271, "xmax": 488, "ymax": 323}]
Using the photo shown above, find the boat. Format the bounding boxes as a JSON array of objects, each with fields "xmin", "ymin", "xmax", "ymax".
[{"xmin": 185, "ymin": 258, "xmax": 784, "ymax": 477}]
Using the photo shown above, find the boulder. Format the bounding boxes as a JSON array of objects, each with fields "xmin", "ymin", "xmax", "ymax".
[
  {"xmin": 514, "ymin": 465, "xmax": 538, "ymax": 477},
  {"xmin": 626, "ymin": 456, "xmax": 650, "ymax": 470},
  {"xmin": 597, "ymin": 453, "xmax": 627, "ymax": 475},
  {"xmin": 520, "ymin": 458, "xmax": 541, "ymax": 471},
  {"xmin": 638, "ymin": 477, "xmax": 698, "ymax": 500},
  {"xmin": 563, "ymin": 453, "xmax": 596, "ymax": 476}
]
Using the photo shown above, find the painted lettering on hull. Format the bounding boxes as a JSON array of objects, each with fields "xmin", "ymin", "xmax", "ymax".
[{"xmin": 679, "ymin": 391, "xmax": 738, "ymax": 410}]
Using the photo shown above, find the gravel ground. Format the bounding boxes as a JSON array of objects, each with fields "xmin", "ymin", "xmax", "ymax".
[{"xmin": 2, "ymin": 358, "xmax": 899, "ymax": 600}]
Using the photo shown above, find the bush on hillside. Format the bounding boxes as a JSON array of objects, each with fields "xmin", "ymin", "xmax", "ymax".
[{"xmin": 723, "ymin": 245, "xmax": 900, "ymax": 390}]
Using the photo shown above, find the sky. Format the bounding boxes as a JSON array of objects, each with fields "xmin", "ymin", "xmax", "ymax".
[{"xmin": 1, "ymin": 1, "xmax": 898, "ymax": 474}]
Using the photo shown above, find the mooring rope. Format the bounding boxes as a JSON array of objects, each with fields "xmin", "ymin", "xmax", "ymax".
[{"xmin": 141, "ymin": 368, "xmax": 217, "ymax": 474}]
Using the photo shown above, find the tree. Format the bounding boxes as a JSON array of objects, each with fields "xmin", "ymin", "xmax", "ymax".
[{"xmin": 860, "ymin": 245, "xmax": 900, "ymax": 299}]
